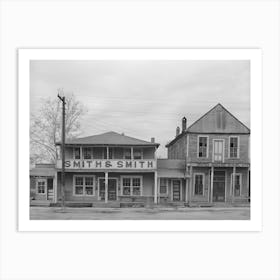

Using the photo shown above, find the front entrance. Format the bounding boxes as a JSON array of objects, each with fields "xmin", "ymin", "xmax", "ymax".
[
  {"xmin": 99, "ymin": 178, "xmax": 117, "ymax": 201},
  {"xmin": 172, "ymin": 180, "xmax": 181, "ymax": 201},
  {"xmin": 213, "ymin": 171, "xmax": 226, "ymax": 202},
  {"xmin": 47, "ymin": 178, "xmax": 54, "ymax": 201}
]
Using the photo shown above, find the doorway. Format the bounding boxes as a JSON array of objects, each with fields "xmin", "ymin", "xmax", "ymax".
[
  {"xmin": 213, "ymin": 171, "xmax": 226, "ymax": 202},
  {"xmin": 172, "ymin": 180, "xmax": 181, "ymax": 201},
  {"xmin": 98, "ymin": 178, "xmax": 117, "ymax": 201}
]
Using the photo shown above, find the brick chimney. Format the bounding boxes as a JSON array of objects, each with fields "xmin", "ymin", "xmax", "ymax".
[
  {"xmin": 151, "ymin": 137, "xmax": 155, "ymax": 143},
  {"xmin": 176, "ymin": 126, "xmax": 180, "ymax": 137},
  {"xmin": 182, "ymin": 117, "xmax": 187, "ymax": 132}
]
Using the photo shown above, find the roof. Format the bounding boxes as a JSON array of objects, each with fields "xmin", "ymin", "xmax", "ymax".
[
  {"xmin": 166, "ymin": 103, "xmax": 250, "ymax": 147},
  {"xmin": 30, "ymin": 164, "xmax": 56, "ymax": 177},
  {"xmin": 157, "ymin": 159, "xmax": 185, "ymax": 178},
  {"xmin": 57, "ymin": 131, "xmax": 160, "ymax": 147}
]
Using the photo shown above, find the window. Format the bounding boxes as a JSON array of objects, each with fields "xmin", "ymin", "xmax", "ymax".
[
  {"xmin": 123, "ymin": 148, "xmax": 132, "ymax": 159},
  {"xmin": 121, "ymin": 176, "xmax": 142, "ymax": 196},
  {"xmin": 198, "ymin": 136, "xmax": 208, "ymax": 158},
  {"xmin": 133, "ymin": 148, "xmax": 142, "ymax": 159},
  {"xmin": 232, "ymin": 173, "xmax": 242, "ymax": 196},
  {"xmin": 159, "ymin": 179, "xmax": 168, "ymax": 195},
  {"xmin": 229, "ymin": 137, "xmax": 239, "ymax": 158},
  {"xmin": 37, "ymin": 179, "xmax": 46, "ymax": 194},
  {"xmin": 194, "ymin": 174, "xmax": 204, "ymax": 195},
  {"xmin": 73, "ymin": 176, "xmax": 95, "ymax": 196},
  {"xmin": 74, "ymin": 147, "xmax": 81, "ymax": 159},
  {"xmin": 83, "ymin": 147, "xmax": 92, "ymax": 159}
]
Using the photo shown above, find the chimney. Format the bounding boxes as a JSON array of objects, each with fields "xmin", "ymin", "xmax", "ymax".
[
  {"xmin": 182, "ymin": 117, "xmax": 187, "ymax": 132},
  {"xmin": 151, "ymin": 137, "xmax": 155, "ymax": 143},
  {"xmin": 176, "ymin": 126, "xmax": 180, "ymax": 137}
]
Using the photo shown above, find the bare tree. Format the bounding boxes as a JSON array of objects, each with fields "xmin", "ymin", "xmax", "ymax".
[{"xmin": 30, "ymin": 92, "xmax": 87, "ymax": 166}]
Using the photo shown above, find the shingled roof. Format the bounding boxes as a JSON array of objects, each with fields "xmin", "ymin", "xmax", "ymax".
[{"xmin": 57, "ymin": 131, "xmax": 160, "ymax": 147}]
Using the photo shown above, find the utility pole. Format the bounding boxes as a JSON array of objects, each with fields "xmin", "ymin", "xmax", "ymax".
[{"xmin": 58, "ymin": 92, "xmax": 66, "ymax": 209}]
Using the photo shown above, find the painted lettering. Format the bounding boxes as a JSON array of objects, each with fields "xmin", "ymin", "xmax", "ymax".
[
  {"xmin": 139, "ymin": 161, "xmax": 145, "ymax": 168},
  {"xmin": 73, "ymin": 161, "xmax": 80, "ymax": 168},
  {"xmin": 86, "ymin": 161, "xmax": 92, "ymax": 168},
  {"xmin": 95, "ymin": 161, "xmax": 102, "ymax": 168},
  {"xmin": 125, "ymin": 161, "xmax": 132, "ymax": 168},
  {"xmin": 105, "ymin": 161, "xmax": 112, "ymax": 168},
  {"xmin": 65, "ymin": 161, "xmax": 71, "ymax": 168},
  {"xmin": 117, "ymin": 161, "xmax": 123, "ymax": 168},
  {"xmin": 147, "ymin": 161, "xmax": 153, "ymax": 168}
]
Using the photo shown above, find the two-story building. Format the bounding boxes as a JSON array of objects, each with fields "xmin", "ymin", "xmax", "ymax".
[
  {"xmin": 166, "ymin": 103, "xmax": 250, "ymax": 205},
  {"xmin": 30, "ymin": 131, "xmax": 160, "ymax": 206}
]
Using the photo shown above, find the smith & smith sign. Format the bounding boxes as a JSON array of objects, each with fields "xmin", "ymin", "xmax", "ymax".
[{"xmin": 56, "ymin": 159, "xmax": 156, "ymax": 170}]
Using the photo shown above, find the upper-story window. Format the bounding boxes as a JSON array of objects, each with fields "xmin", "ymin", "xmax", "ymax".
[
  {"xmin": 229, "ymin": 136, "xmax": 239, "ymax": 158},
  {"xmin": 83, "ymin": 147, "xmax": 92, "ymax": 159},
  {"xmin": 133, "ymin": 148, "xmax": 142, "ymax": 159},
  {"xmin": 74, "ymin": 147, "xmax": 81, "ymax": 159},
  {"xmin": 198, "ymin": 136, "xmax": 208, "ymax": 158},
  {"xmin": 124, "ymin": 148, "xmax": 131, "ymax": 159}
]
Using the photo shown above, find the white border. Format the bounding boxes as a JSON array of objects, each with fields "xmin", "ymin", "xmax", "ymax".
[{"xmin": 18, "ymin": 48, "xmax": 262, "ymax": 231}]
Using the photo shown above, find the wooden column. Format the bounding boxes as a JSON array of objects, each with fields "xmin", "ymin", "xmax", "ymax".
[
  {"xmin": 210, "ymin": 166, "xmax": 214, "ymax": 203},
  {"xmin": 185, "ymin": 178, "xmax": 188, "ymax": 203},
  {"xmin": 54, "ymin": 171, "xmax": 58, "ymax": 203},
  {"xmin": 157, "ymin": 177, "xmax": 160, "ymax": 204},
  {"xmin": 106, "ymin": 146, "xmax": 109, "ymax": 159},
  {"xmin": 247, "ymin": 167, "xmax": 250, "ymax": 199},
  {"xmin": 232, "ymin": 165, "xmax": 236, "ymax": 200},
  {"xmin": 154, "ymin": 171, "xmax": 158, "ymax": 204},
  {"xmin": 105, "ymin": 172, "xmax": 108, "ymax": 203},
  {"xmin": 189, "ymin": 166, "xmax": 193, "ymax": 204}
]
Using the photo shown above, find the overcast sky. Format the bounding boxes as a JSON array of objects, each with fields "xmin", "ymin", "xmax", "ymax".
[{"xmin": 30, "ymin": 60, "xmax": 250, "ymax": 158}]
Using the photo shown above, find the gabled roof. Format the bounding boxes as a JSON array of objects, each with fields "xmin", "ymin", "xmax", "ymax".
[
  {"xmin": 57, "ymin": 131, "xmax": 160, "ymax": 147},
  {"xmin": 166, "ymin": 103, "xmax": 250, "ymax": 147}
]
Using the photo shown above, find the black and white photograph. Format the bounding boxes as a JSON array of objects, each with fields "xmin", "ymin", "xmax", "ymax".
[{"xmin": 28, "ymin": 56, "xmax": 251, "ymax": 221}]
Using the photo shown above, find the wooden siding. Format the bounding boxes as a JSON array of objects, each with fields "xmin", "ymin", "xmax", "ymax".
[{"xmin": 187, "ymin": 104, "xmax": 250, "ymax": 134}]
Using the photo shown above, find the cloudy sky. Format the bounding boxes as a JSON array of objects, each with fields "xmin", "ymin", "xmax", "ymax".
[{"xmin": 30, "ymin": 60, "xmax": 250, "ymax": 158}]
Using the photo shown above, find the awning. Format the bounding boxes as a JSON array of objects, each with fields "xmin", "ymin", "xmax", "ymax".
[{"xmin": 157, "ymin": 169, "xmax": 185, "ymax": 178}]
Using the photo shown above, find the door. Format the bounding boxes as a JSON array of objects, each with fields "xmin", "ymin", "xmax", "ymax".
[
  {"xmin": 213, "ymin": 140, "xmax": 224, "ymax": 162},
  {"xmin": 99, "ymin": 178, "xmax": 117, "ymax": 201},
  {"xmin": 213, "ymin": 171, "xmax": 226, "ymax": 202},
  {"xmin": 172, "ymin": 180, "xmax": 181, "ymax": 201},
  {"xmin": 47, "ymin": 178, "xmax": 54, "ymax": 201},
  {"xmin": 108, "ymin": 179, "xmax": 117, "ymax": 201}
]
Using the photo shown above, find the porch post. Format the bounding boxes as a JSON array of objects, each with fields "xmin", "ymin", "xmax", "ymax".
[
  {"xmin": 210, "ymin": 166, "xmax": 214, "ymax": 203},
  {"xmin": 247, "ymin": 167, "xmax": 250, "ymax": 200},
  {"xmin": 157, "ymin": 177, "xmax": 160, "ymax": 204},
  {"xmin": 105, "ymin": 172, "xmax": 108, "ymax": 203},
  {"xmin": 189, "ymin": 166, "xmax": 193, "ymax": 203},
  {"xmin": 154, "ymin": 171, "xmax": 158, "ymax": 204},
  {"xmin": 185, "ymin": 178, "xmax": 188, "ymax": 203},
  {"xmin": 233, "ymin": 165, "xmax": 236, "ymax": 199},
  {"xmin": 106, "ymin": 146, "xmax": 109, "ymax": 159}
]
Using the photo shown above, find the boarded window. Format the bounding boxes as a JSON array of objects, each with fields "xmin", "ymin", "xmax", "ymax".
[
  {"xmin": 194, "ymin": 174, "xmax": 204, "ymax": 195},
  {"xmin": 229, "ymin": 137, "xmax": 238, "ymax": 158},
  {"xmin": 198, "ymin": 137, "xmax": 208, "ymax": 158}
]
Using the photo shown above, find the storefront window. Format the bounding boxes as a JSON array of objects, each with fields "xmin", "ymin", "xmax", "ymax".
[
  {"xmin": 122, "ymin": 176, "xmax": 142, "ymax": 196},
  {"xmin": 160, "ymin": 179, "xmax": 168, "ymax": 195},
  {"xmin": 37, "ymin": 180, "xmax": 46, "ymax": 194},
  {"xmin": 232, "ymin": 174, "xmax": 242, "ymax": 196},
  {"xmin": 74, "ymin": 176, "xmax": 95, "ymax": 196}
]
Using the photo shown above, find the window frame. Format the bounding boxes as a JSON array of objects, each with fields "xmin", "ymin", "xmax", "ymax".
[
  {"xmin": 120, "ymin": 176, "xmax": 143, "ymax": 196},
  {"xmin": 73, "ymin": 147, "xmax": 81, "ymax": 160},
  {"xmin": 159, "ymin": 178, "xmax": 169, "ymax": 195},
  {"xmin": 228, "ymin": 136, "xmax": 240, "ymax": 159},
  {"xmin": 82, "ymin": 147, "xmax": 93, "ymax": 160},
  {"xmin": 36, "ymin": 178, "xmax": 47, "ymax": 195},
  {"xmin": 193, "ymin": 173, "xmax": 205, "ymax": 196},
  {"xmin": 197, "ymin": 135, "xmax": 209, "ymax": 158},
  {"xmin": 123, "ymin": 148, "xmax": 132, "ymax": 160},
  {"xmin": 73, "ymin": 175, "xmax": 95, "ymax": 196},
  {"xmin": 231, "ymin": 173, "xmax": 242, "ymax": 197}
]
